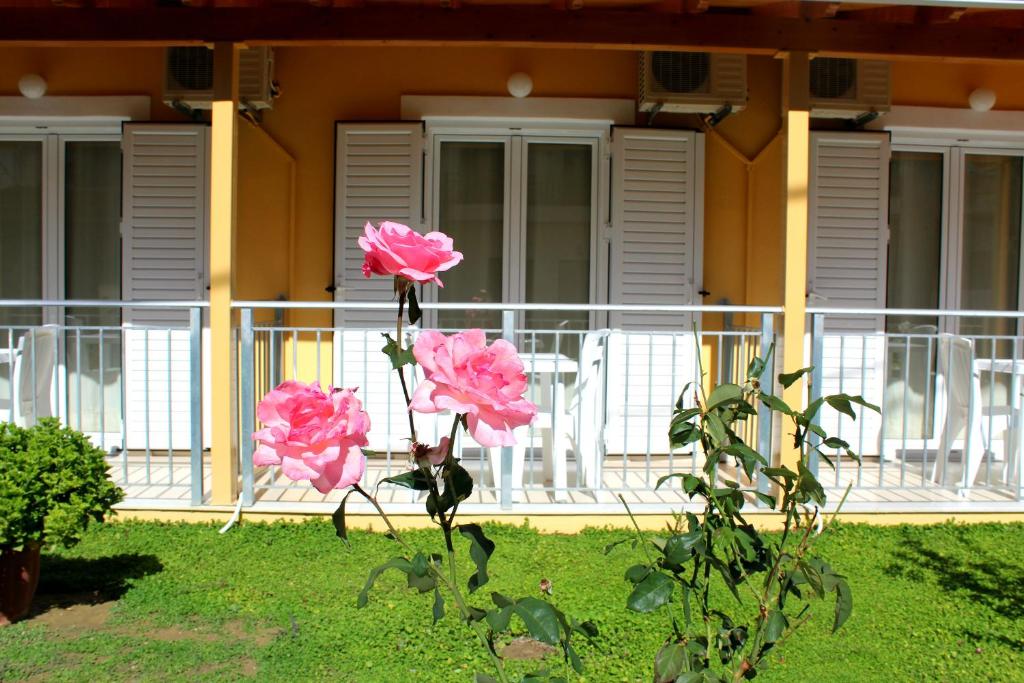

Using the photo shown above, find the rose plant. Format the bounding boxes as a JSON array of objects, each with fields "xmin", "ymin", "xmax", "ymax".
[
  {"xmin": 606, "ymin": 350, "xmax": 878, "ymax": 682},
  {"xmin": 254, "ymin": 220, "xmax": 597, "ymax": 683}
]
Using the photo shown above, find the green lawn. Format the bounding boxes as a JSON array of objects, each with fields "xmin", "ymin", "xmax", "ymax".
[{"xmin": 1, "ymin": 520, "xmax": 1022, "ymax": 682}]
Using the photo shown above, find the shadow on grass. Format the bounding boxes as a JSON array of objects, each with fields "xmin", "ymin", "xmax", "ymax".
[
  {"xmin": 31, "ymin": 553, "xmax": 163, "ymax": 610},
  {"xmin": 884, "ymin": 535, "xmax": 1024, "ymax": 649}
]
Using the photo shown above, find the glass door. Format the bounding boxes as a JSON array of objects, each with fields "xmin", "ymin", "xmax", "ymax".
[
  {"xmin": 62, "ymin": 138, "xmax": 123, "ymax": 439},
  {"xmin": 885, "ymin": 149, "xmax": 947, "ymax": 441},
  {"xmin": 429, "ymin": 131, "xmax": 600, "ymax": 351}
]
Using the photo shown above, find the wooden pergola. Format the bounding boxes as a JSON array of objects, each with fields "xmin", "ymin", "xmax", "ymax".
[{"xmin": 1, "ymin": 1, "xmax": 1024, "ymax": 61}]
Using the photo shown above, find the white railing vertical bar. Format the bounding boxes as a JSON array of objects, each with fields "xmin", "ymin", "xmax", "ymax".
[
  {"xmin": 143, "ymin": 328, "xmax": 151, "ymax": 484},
  {"xmin": 645, "ymin": 332, "xmax": 654, "ymax": 487},
  {"xmin": 808, "ymin": 314, "xmax": 824, "ymax": 478},
  {"xmin": 167, "ymin": 329, "xmax": 174, "ymax": 486},
  {"xmin": 921, "ymin": 336, "xmax": 934, "ymax": 489},
  {"xmin": 857, "ymin": 335, "xmax": 867, "ymax": 489},
  {"xmin": 756, "ymin": 313, "xmax": 775, "ymax": 501},
  {"xmin": 240, "ymin": 307, "xmax": 256, "ymax": 506},
  {"xmin": 900, "ymin": 333, "xmax": 911, "ymax": 489},
  {"xmin": 500, "ymin": 310, "xmax": 515, "ymax": 510},
  {"xmin": 189, "ymin": 307, "xmax": 204, "ymax": 506},
  {"xmin": 75, "ymin": 328, "xmax": 83, "ymax": 431},
  {"xmin": 98, "ymin": 329, "xmax": 106, "ymax": 452},
  {"xmin": 985, "ymin": 338, "xmax": 996, "ymax": 489}
]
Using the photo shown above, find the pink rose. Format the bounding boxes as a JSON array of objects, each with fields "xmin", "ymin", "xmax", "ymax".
[
  {"xmin": 252, "ymin": 381, "xmax": 370, "ymax": 493},
  {"xmin": 410, "ymin": 330, "xmax": 537, "ymax": 447},
  {"xmin": 358, "ymin": 221, "xmax": 463, "ymax": 287}
]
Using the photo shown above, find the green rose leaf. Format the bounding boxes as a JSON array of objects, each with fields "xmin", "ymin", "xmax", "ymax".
[
  {"xmin": 380, "ymin": 333, "xmax": 416, "ymax": 370},
  {"xmin": 458, "ymin": 523, "xmax": 496, "ymax": 593},
  {"xmin": 778, "ymin": 366, "xmax": 812, "ymax": 389},
  {"xmin": 330, "ymin": 489, "xmax": 354, "ymax": 546},
  {"xmin": 706, "ymin": 383, "xmax": 743, "ymax": 410},
  {"xmin": 407, "ymin": 286, "xmax": 423, "ymax": 326},
  {"xmin": 380, "ymin": 469, "xmax": 432, "ymax": 491},
  {"xmin": 356, "ymin": 557, "xmax": 413, "ymax": 608},
  {"xmin": 513, "ymin": 597, "xmax": 562, "ymax": 646},
  {"xmin": 626, "ymin": 570, "xmax": 674, "ymax": 613},
  {"xmin": 654, "ymin": 641, "xmax": 687, "ymax": 683}
]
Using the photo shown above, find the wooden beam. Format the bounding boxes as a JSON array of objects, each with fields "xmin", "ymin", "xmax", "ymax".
[
  {"xmin": 917, "ymin": 5, "xmax": 968, "ymax": 24},
  {"xmin": 1, "ymin": 7, "xmax": 1024, "ymax": 61}
]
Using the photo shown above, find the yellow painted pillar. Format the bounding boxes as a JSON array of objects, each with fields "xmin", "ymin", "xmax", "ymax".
[
  {"xmin": 780, "ymin": 52, "xmax": 810, "ymax": 470},
  {"xmin": 210, "ymin": 43, "xmax": 240, "ymax": 505}
]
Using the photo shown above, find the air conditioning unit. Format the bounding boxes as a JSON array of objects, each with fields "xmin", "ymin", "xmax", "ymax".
[
  {"xmin": 163, "ymin": 46, "xmax": 276, "ymax": 111},
  {"xmin": 638, "ymin": 51, "xmax": 747, "ymax": 114},
  {"xmin": 809, "ymin": 58, "xmax": 890, "ymax": 118}
]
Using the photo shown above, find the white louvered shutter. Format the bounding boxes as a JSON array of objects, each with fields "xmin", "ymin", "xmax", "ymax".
[
  {"xmin": 808, "ymin": 132, "xmax": 890, "ymax": 332},
  {"xmin": 605, "ymin": 128, "xmax": 703, "ymax": 456},
  {"xmin": 333, "ymin": 123, "xmax": 425, "ymax": 456},
  {"xmin": 808, "ymin": 131, "xmax": 891, "ymax": 458},
  {"xmin": 121, "ymin": 123, "xmax": 210, "ymax": 452},
  {"xmin": 334, "ymin": 123, "xmax": 424, "ymax": 328}
]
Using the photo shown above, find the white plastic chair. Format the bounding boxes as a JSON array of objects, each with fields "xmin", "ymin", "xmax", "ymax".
[
  {"xmin": 488, "ymin": 329, "xmax": 611, "ymax": 502},
  {"xmin": 931, "ymin": 334, "xmax": 1011, "ymax": 492},
  {"xmin": 10, "ymin": 327, "xmax": 58, "ymax": 427}
]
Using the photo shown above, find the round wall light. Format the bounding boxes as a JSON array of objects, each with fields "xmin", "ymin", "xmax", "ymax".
[
  {"xmin": 18, "ymin": 74, "xmax": 47, "ymax": 99},
  {"xmin": 968, "ymin": 88, "xmax": 996, "ymax": 112},
  {"xmin": 507, "ymin": 72, "xmax": 533, "ymax": 99}
]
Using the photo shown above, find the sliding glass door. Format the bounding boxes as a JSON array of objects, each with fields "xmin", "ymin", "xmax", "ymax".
[
  {"xmin": 885, "ymin": 144, "xmax": 1024, "ymax": 444},
  {"xmin": 0, "ymin": 133, "xmax": 122, "ymax": 438},
  {"xmin": 430, "ymin": 132, "xmax": 600, "ymax": 346}
]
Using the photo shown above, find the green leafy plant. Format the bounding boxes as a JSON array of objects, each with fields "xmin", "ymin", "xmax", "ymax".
[
  {"xmin": 0, "ymin": 418, "xmax": 124, "ymax": 553},
  {"xmin": 609, "ymin": 347, "xmax": 878, "ymax": 682}
]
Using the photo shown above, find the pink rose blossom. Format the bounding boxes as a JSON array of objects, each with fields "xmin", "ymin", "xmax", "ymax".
[
  {"xmin": 358, "ymin": 221, "xmax": 463, "ymax": 287},
  {"xmin": 412, "ymin": 437, "xmax": 452, "ymax": 466},
  {"xmin": 409, "ymin": 330, "xmax": 537, "ymax": 448},
  {"xmin": 252, "ymin": 381, "xmax": 370, "ymax": 493}
]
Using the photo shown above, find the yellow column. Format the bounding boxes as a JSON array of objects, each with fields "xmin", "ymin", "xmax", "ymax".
[
  {"xmin": 780, "ymin": 52, "xmax": 810, "ymax": 470},
  {"xmin": 210, "ymin": 43, "xmax": 240, "ymax": 505}
]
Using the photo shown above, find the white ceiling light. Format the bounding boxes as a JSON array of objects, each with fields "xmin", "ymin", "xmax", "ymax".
[
  {"xmin": 507, "ymin": 72, "xmax": 533, "ymax": 98},
  {"xmin": 968, "ymin": 88, "xmax": 996, "ymax": 112},
  {"xmin": 18, "ymin": 74, "xmax": 47, "ymax": 99}
]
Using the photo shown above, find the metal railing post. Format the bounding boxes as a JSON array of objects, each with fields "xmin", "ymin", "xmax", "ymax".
[
  {"xmin": 189, "ymin": 307, "xmax": 204, "ymax": 506},
  {"xmin": 500, "ymin": 309, "xmax": 515, "ymax": 510},
  {"xmin": 240, "ymin": 307, "xmax": 256, "ymax": 506},
  {"xmin": 807, "ymin": 313, "xmax": 825, "ymax": 477},
  {"xmin": 757, "ymin": 313, "xmax": 775, "ymax": 500}
]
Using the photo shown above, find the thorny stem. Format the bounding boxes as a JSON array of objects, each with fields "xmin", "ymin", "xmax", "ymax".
[
  {"xmin": 354, "ymin": 483, "xmax": 510, "ymax": 683},
  {"xmin": 377, "ymin": 286, "xmax": 508, "ymax": 682},
  {"xmin": 395, "ymin": 285, "xmax": 418, "ymax": 443}
]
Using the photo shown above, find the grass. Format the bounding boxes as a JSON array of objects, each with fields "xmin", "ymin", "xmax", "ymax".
[{"xmin": 1, "ymin": 520, "xmax": 1023, "ymax": 682}]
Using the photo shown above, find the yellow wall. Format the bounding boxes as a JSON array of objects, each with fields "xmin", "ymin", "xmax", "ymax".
[
  {"xmin": 5, "ymin": 46, "xmax": 1024, "ymax": 373},
  {"xmin": 6, "ymin": 46, "xmax": 1024, "ymax": 319}
]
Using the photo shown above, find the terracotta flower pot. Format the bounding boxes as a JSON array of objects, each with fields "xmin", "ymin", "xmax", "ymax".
[{"xmin": 0, "ymin": 542, "xmax": 41, "ymax": 626}]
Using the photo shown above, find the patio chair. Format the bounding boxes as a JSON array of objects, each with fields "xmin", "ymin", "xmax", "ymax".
[
  {"xmin": 931, "ymin": 334, "xmax": 1011, "ymax": 492},
  {"xmin": 488, "ymin": 329, "xmax": 611, "ymax": 502},
  {"xmin": 10, "ymin": 327, "xmax": 58, "ymax": 427}
]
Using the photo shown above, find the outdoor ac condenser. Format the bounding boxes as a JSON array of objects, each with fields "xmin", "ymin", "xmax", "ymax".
[
  {"xmin": 809, "ymin": 58, "xmax": 891, "ymax": 118},
  {"xmin": 638, "ymin": 51, "xmax": 747, "ymax": 114},
  {"xmin": 163, "ymin": 46, "xmax": 276, "ymax": 111}
]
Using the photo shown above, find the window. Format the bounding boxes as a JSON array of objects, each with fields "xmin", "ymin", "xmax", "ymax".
[
  {"xmin": 0, "ymin": 133, "xmax": 123, "ymax": 437},
  {"xmin": 427, "ymin": 131, "xmax": 602, "ymax": 336}
]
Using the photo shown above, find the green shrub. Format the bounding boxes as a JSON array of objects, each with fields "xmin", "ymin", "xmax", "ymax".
[{"xmin": 0, "ymin": 418, "xmax": 123, "ymax": 552}]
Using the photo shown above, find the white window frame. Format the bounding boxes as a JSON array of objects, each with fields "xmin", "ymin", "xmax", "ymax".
[
  {"xmin": 423, "ymin": 122, "xmax": 611, "ymax": 329},
  {"xmin": 889, "ymin": 137, "xmax": 1024, "ymax": 333}
]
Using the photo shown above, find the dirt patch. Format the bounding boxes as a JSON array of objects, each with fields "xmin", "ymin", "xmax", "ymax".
[
  {"xmin": 30, "ymin": 597, "xmax": 114, "ymax": 631},
  {"xmin": 500, "ymin": 637, "xmax": 558, "ymax": 660},
  {"xmin": 222, "ymin": 619, "xmax": 281, "ymax": 647}
]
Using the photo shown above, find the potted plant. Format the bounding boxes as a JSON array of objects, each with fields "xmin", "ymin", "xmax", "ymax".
[{"xmin": 0, "ymin": 418, "xmax": 124, "ymax": 625}]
